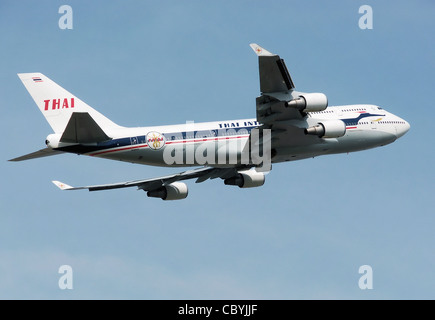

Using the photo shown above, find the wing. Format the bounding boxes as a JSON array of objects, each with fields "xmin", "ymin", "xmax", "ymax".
[
  {"xmin": 250, "ymin": 44, "xmax": 308, "ymax": 151},
  {"xmin": 250, "ymin": 43, "xmax": 305, "ymax": 125},
  {"xmin": 250, "ymin": 43, "xmax": 295, "ymax": 94},
  {"xmin": 52, "ymin": 166, "xmax": 240, "ymax": 192}
]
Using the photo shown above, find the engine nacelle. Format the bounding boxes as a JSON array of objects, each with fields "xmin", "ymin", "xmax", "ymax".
[
  {"xmin": 286, "ymin": 93, "xmax": 328, "ymax": 112},
  {"xmin": 305, "ymin": 120, "xmax": 346, "ymax": 138},
  {"xmin": 224, "ymin": 171, "xmax": 265, "ymax": 188},
  {"xmin": 147, "ymin": 182, "xmax": 188, "ymax": 200}
]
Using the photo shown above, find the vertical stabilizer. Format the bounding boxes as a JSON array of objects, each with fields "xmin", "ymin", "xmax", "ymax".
[{"xmin": 17, "ymin": 73, "xmax": 122, "ymax": 133}]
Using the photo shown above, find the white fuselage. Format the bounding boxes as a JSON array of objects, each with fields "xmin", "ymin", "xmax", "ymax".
[{"xmin": 61, "ymin": 104, "xmax": 409, "ymax": 167}]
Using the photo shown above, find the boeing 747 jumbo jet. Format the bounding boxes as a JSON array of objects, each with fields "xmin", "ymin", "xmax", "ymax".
[{"xmin": 10, "ymin": 44, "xmax": 410, "ymax": 200}]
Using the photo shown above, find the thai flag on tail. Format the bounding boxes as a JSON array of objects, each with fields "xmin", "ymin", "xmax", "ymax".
[{"xmin": 32, "ymin": 77, "xmax": 43, "ymax": 82}]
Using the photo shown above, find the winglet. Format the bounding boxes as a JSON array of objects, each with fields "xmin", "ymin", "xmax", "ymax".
[
  {"xmin": 52, "ymin": 180, "xmax": 74, "ymax": 190},
  {"xmin": 249, "ymin": 43, "xmax": 275, "ymax": 57}
]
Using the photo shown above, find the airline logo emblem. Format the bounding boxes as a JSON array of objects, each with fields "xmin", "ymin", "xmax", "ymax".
[
  {"xmin": 146, "ymin": 131, "xmax": 165, "ymax": 150},
  {"xmin": 43, "ymin": 98, "xmax": 75, "ymax": 111},
  {"xmin": 32, "ymin": 77, "xmax": 43, "ymax": 83}
]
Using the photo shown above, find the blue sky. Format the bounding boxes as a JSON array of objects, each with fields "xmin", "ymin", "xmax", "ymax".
[{"xmin": 0, "ymin": 0, "xmax": 434, "ymax": 299}]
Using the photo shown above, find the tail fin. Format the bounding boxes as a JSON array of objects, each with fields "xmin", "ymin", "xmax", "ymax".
[{"xmin": 17, "ymin": 73, "xmax": 121, "ymax": 134}]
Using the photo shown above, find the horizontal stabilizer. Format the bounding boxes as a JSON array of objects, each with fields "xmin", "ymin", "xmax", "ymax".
[
  {"xmin": 60, "ymin": 112, "xmax": 111, "ymax": 143},
  {"xmin": 9, "ymin": 147, "xmax": 64, "ymax": 162}
]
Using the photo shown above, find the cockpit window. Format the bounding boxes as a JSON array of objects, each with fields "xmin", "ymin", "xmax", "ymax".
[{"xmin": 377, "ymin": 107, "xmax": 383, "ymax": 110}]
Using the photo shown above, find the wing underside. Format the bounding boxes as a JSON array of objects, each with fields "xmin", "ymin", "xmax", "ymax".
[
  {"xmin": 250, "ymin": 44, "xmax": 312, "ymax": 152},
  {"xmin": 53, "ymin": 166, "xmax": 241, "ymax": 192}
]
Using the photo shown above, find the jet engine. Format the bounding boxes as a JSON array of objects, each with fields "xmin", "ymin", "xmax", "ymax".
[
  {"xmin": 224, "ymin": 171, "xmax": 265, "ymax": 188},
  {"xmin": 147, "ymin": 182, "xmax": 188, "ymax": 200},
  {"xmin": 285, "ymin": 93, "xmax": 328, "ymax": 112},
  {"xmin": 305, "ymin": 120, "xmax": 346, "ymax": 138}
]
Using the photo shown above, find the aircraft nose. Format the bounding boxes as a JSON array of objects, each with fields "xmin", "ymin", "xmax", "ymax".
[{"xmin": 396, "ymin": 119, "xmax": 410, "ymax": 138}]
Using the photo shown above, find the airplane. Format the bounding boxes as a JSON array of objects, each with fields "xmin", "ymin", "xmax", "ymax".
[{"xmin": 9, "ymin": 44, "xmax": 410, "ymax": 200}]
